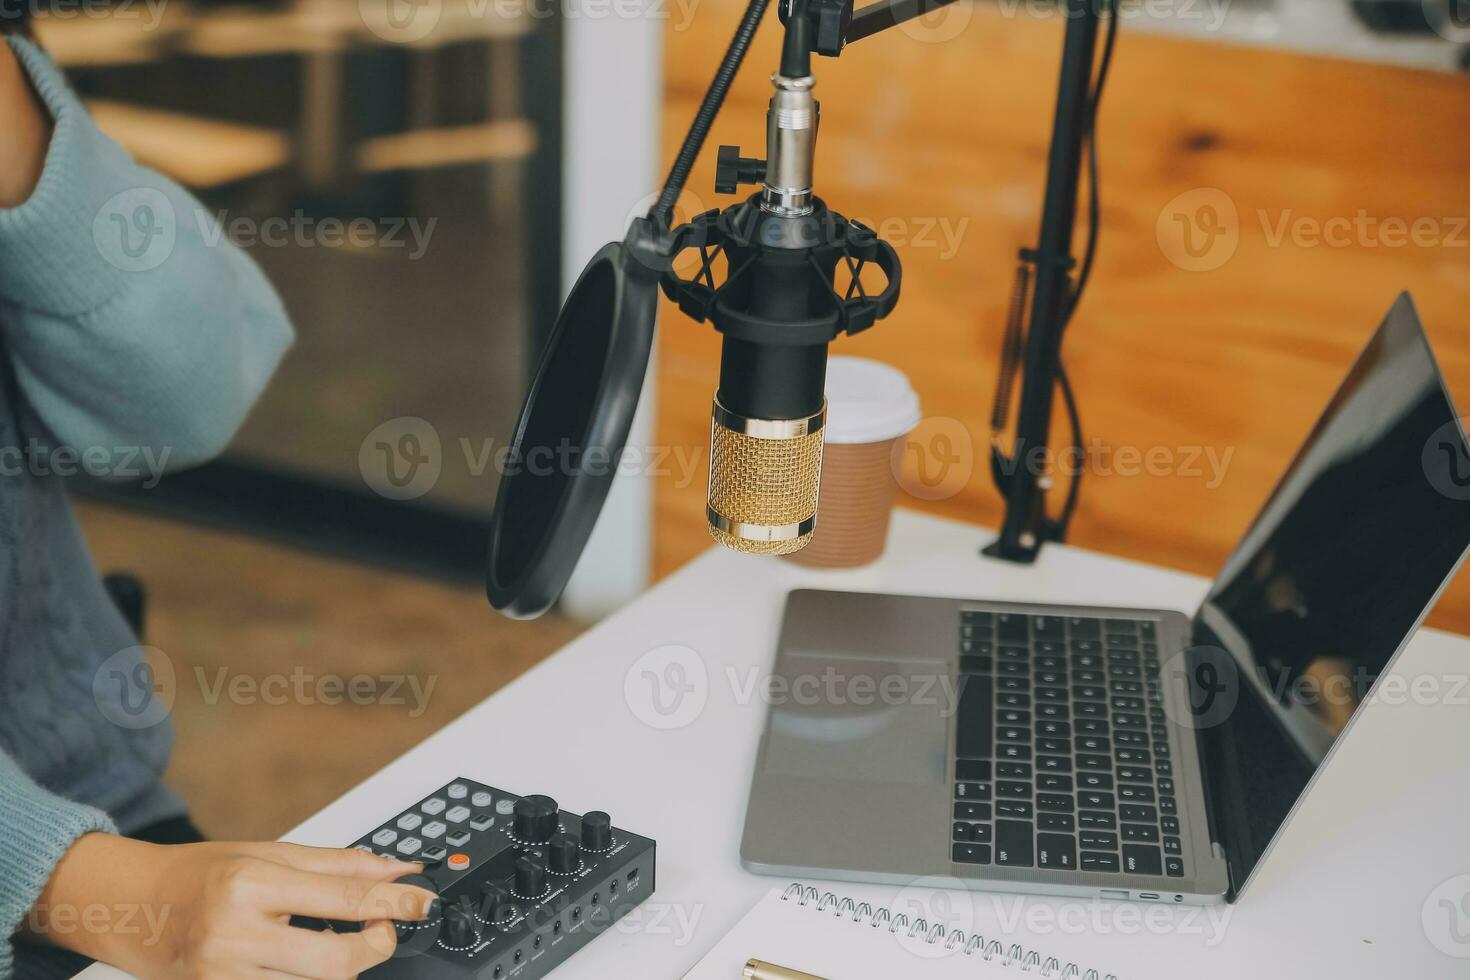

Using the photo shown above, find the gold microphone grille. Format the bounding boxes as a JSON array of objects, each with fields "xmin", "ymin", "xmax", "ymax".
[{"xmin": 706, "ymin": 398, "xmax": 825, "ymax": 556}]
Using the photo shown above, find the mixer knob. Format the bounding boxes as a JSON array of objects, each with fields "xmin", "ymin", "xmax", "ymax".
[
  {"xmin": 442, "ymin": 901, "xmax": 477, "ymax": 947},
  {"xmin": 580, "ymin": 811, "xmax": 612, "ymax": 851},
  {"xmin": 479, "ymin": 878, "xmax": 510, "ymax": 912},
  {"xmin": 513, "ymin": 795, "xmax": 559, "ymax": 843},
  {"xmin": 514, "ymin": 853, "xmax": 547, "ymax": 897},
  {"xmin": 548, "ymin": 833, "xmax": 580, "ymax": 874},
  {"xmin": 391, "ymin": 873, "xmax": 440, "ymax": 928}
]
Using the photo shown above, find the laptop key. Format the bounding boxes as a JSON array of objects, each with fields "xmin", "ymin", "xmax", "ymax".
[
  {"xmin": 1079, "ymin": 811, "xmax": 1116, "ymax": 829},
  {"xmin": 955, "ymin": 675, "xmax": 993, "ymax": 760},
  {"xmin": 998, "ymin": 645, "xmax": 1031, "ymax": 661},
  {"xmin": 997, "ymin": 614, "xmax": 1029, "ymax": 643},
  {"xmin": 1123, "ymin": 844, "xmax": 1163, "ymax": 876},
  {"xmin": 1075, "ymin": 702, "xmax": 1108, "ymax": 718},
  {"xmin": 1122, "ymin": 823, "xmax": 1159, "ymax": 843},
  {"xmin": 1120, "ymin": 804, "xmax": 1157, "ymax": 823},
  {"xmin": 1036, "ymin": 832, "xmax": 1077, "ymax": 870},
  {"xmin": 997, "ymin": 762, "xmax": 1033, "ymax": 780},
  {"xmin": 1038, "ymin": 756, "xmax": 1072, "ymax": 774},
  {"xmin": 998, "ymin": 661, "xmax": 1030, "ymax": 676},
  {"xmin": 1076, "ymin": 718, "xmax": 1108, "ymax": 735},
  {"xmin": 1036, "ymin": 720, "xmax": 1070, "ymax": 737},
  {"xmin": 998, "ymin": 743, "xmax": 1032, "ymax": 761},
  {"xmin": 997, "ymin": 781, "xmax": 1031, "ymax": 799},
  {"xmin": 953, "ymin": 843, "xmax": 993, "ymax": 865},
  {"xmin": 953, "ymin": 822, "xmax": 976, "ymax": 841},
  {"xmin": 1068, "ymin": 617, "xmax": 1102, "ymax": 638},
  {"xmin": 1077, "ymin": 754, "xmax": 1112, "ymax": 772},
  {"xmin": 1119, "ymin": 785, "xmax": 1156, "ymax": 803},
  {"xmin": 1159, "ymin": 796, "xmax": 1178, "ymax": 815},
  {"xmin": 956, "ymin": 782, "xmax": 992, "ymax": 801},
  {"xmin": 1081, "ymin": 851, "xmax": 1120, "ymax": 873},
  {"xmin": 1038, "ymin": 812, "xmax": 1075, "ymax": 832},
  {"xmin": 1161, "ymin": 816, "xmax": 1180, "ymax": 835},
  {"xmin": 999, "ymin": 709, "xmax": 1030, "ymax": 726},
  {"xmin": 997, "ymin": 801, "xmax": 1034, "ymax": 819},
  {"xmin": 1165, "ymin": 856, "xmax": 1185, "ymax": 877},
  {"xmin": 1078, "ymin": 791, "xmax": 1114, "ymax": 810},
  {"xmin": 1116, "ymin": 767, "xmax": 1152, "ymax": 783},
  {"xmin": 995, "ymin": 820, "xmax": 1035, "ymax": 866},
  {"xmin": 1163, "ymin": 836, "xmax": 1182, "ymax": 855},
  {"xmin": 1079, "ymin": 830, "xmax": 1118, "ymax": 849},
  {"xmin": 954, "ymin": 801, "xmax": 991, "ymax": 820},
  {"xmin": 1037, "ymin": 793, "xmax": 1075, "ymax": 813},
  {"xmin": 1078, "ymin": 772, "xmax": 1114, "ymax": 790},
  {"xmin": 1037, "ymin": 736, "xmax": 1069, "ymax": 754},
  {"xmin": 999, "ymin": 692, "xmax": 1031, "ymax": 709},
  {"xmin": 998, "ymin": 726, "xmax": 1031, "ymax": 744},
  {"xmin": 956, "ymin": 760, "xmax": 991, "ymax": 781},
  {"xmin": 1037, "ymin": 703, "xmax": 1068, "ymax": 720},
  {"xmin": 1038, "ymin": 773, "xmax": 1073, "ymax": 792},
  {"xmin": 960, "ymin": 655, "xmax": 994, "ymax": 674}
]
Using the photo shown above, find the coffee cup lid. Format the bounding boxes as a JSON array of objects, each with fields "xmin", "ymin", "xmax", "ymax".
[{"xmin": 823, "ymin": 356, "xmax": 921, "ymax": 445}]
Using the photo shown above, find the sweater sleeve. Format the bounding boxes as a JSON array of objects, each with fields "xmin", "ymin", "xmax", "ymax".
[
  {"xmin": 0, "ymin": 37, "xmax": 293, "ymax": 474},
  {"xmin": 0, "ymin": 752, "xmax": 118, "ymax": 980}
]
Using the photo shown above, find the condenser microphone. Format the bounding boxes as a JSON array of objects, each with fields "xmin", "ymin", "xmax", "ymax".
[
  {"xmin": 486, "ymin": 0, "xmax": 898, "ymax": 618},
  {"xmin": 706, "ymin": 324, "xmax": 829, "ymax": 556}
]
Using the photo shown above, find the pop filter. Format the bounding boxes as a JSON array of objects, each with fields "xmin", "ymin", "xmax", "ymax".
[
  {"xmin": 485, "ymin": 231, "xmax": 661, "ymax": 618},
  {"xmin": 486, "ymin": 0, "xmax": 771, "ymax": 617}
]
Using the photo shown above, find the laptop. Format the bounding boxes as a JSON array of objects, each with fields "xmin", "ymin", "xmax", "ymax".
[{"xmin": 740, "ymin": 293, "xmax": 1470, "ymax": 904}]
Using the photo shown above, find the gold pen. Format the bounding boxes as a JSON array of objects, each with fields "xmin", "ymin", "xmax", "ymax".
[{"xmin": 742, "ymin": 958, "xmax": 831, "ymax": 980}]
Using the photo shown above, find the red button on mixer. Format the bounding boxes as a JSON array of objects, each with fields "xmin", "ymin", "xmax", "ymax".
[{"xmin": 447, "ymin": 853, "xmax": 470, "ymax": 871}]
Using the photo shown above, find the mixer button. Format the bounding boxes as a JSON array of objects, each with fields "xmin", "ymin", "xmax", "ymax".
[
  {"xmin": 445, "ymin": 805, "xmax": 471, "ymax": 824},
  {"xmin": 396, "ymin": 813, "xmax": 422, "ymax": 831},
  {"xmin": 495, "ymin": 798, "xmax": 515, "ymax": 815},
  {"xmin": 422, "ymin": 845, "xmax": 447, "ymax": 862},
  {"xmin": 446, "ymin": 852, "xmax": 471, "ymax": 871},
  {"xmin": 395, "ymin": 837, "xmax": 422, "ymax": 856},
  {"xmin": 446, "ymin": 830, "xmax": 471, "ymax": 847},
  {"xmin": 421, "ymin": 798, "xmax": 446, "ymax": 815},
  {"xmin": 469, "ymin": 814, "xmax": 495, "ymax": 831},
  {"xmin": 447, "ymin": 783, "xmax": 468, "ymax": 800},
  {"xmin": 372, "ymin": 829, "xmax": 398, "ymax": 847},
  {"xmin": 421, "ymin": 821, "xmax": 446, "ymax": 840},
  {"xmin": 472, "ymin": 791, "xmax": 493, "ymax": 808}
]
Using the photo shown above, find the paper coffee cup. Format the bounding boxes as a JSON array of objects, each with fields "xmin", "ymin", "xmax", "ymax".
[{"xmin": 784, "ymin": 357, "xmax": 920, "ymax": 569}]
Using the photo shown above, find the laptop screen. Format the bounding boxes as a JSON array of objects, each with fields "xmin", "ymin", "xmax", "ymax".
[{"xmin": 1189, "ymin": 293, "xmax": 1470, "ymax": 893}]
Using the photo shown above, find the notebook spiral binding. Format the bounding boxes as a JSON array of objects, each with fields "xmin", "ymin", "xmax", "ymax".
[{"xmin": 779, "ymin": 883, "xmax": 1120, "ymax": 980}]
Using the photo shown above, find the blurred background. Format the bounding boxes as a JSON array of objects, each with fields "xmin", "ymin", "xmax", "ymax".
[{"xmin": 36, "ymin": 0, "xmax": 1470, "ymax": 836}]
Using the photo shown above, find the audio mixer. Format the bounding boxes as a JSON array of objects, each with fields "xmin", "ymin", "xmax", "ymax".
[{"xmin": 301, "ymin": 778, "xmax": 656, "ymax": 979}]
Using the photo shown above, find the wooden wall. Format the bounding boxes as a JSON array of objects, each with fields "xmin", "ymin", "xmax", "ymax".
[{"xmin": 653, "ymin": 1, "xmax": 1470, "ymax": 634}]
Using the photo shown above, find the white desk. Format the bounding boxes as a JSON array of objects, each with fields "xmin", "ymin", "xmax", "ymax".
[{"xmin": 80, "ymin": 510, "xmax": 1470, "ymax": 978}]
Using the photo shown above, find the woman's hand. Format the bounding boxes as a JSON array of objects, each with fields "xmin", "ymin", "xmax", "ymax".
[
  {"xmin": 25, "ymin": 833, "xmax": 437, "ymax": 979},
  {"xmin": 0, "ymin": 40, "xmax": 49, "ymax": 208}
]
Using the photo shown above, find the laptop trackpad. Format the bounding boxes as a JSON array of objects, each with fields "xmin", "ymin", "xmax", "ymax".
[{"xmin": 741, "ymin": 651, "xmax": 952, "ymax": 877}]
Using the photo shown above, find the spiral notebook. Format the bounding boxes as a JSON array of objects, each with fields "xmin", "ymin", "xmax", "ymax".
[{"xmin": 683, "ymin": 884, "xmax": 1121, "ymax": 980}]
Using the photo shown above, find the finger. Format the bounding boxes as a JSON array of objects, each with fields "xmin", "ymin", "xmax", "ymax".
[
  {"xmin": 260, "ymin": 919, "xmax": 398, "ymax": 978},
  {"xmin": 268, "ymin": 865, "xmax": 436, "ymax": 923},
  {"xmin": 244, "ymin": 842, "xmax": 422, "ymax": 880}
]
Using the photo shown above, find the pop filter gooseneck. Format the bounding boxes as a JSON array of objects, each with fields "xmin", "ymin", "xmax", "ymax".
[{"xmin": 486, "ymin": 0, "xmax": 773, "ymax": 618}]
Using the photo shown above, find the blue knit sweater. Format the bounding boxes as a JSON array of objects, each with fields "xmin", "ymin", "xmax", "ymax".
[{"xmin": 0, "ymin": 37, "xmax": 292, "ymax": 978}]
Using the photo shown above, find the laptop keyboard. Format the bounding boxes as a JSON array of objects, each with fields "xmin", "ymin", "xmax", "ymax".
[{"xmin": 950, "ymin": 611, "xmax": 1186, "ymax": 879}]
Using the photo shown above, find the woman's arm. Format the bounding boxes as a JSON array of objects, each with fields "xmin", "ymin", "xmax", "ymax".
[
  {"xmin": 0, "ymin": 36, "xmax": 294, "ymax": 472},
  {"xmin": 2, "ymin": 754, "xmax": 435, "ymax": 979},
  {"xmin": 0, "ymin": 37, "xmax": 47, "ymax": 208},
  {"xmin": 25, "ymin": 834, "xmax": 435, "ymax": 979}
]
